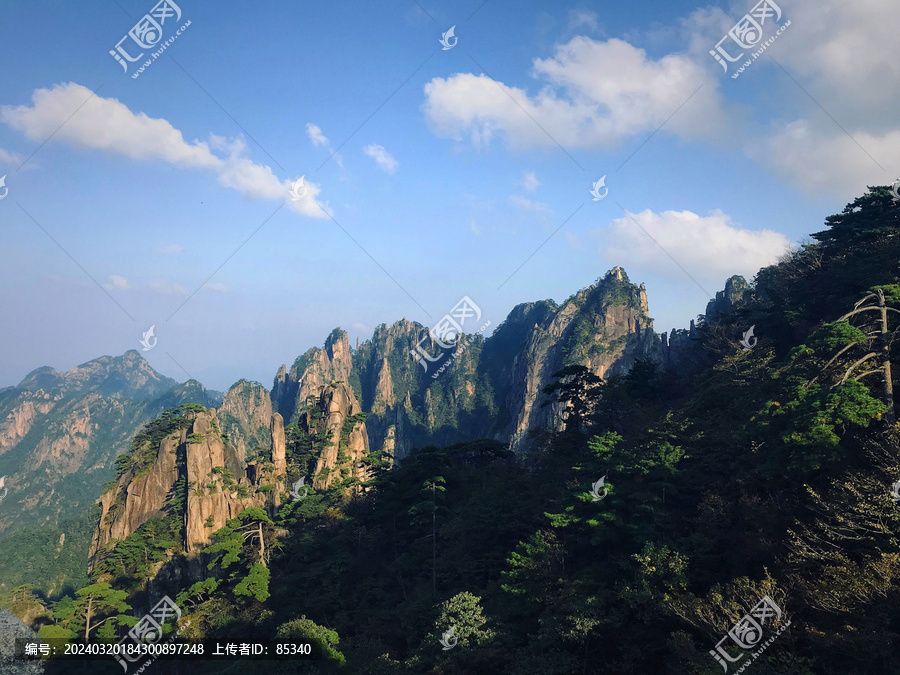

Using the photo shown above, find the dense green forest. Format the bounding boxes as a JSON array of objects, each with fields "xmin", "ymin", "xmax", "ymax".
[{"xmin": 4, "ymin": 186, "xmax": 900, "ymax": 673}]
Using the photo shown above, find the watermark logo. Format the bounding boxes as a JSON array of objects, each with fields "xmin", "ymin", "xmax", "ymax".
[
  {"xmin": 0, "ymin": 476, "xmax": 7, "ymax": 503},
  {"xmin": 290, "ymin": 476, "xmax": 309, "ymax": 501},
  {"xmin": 891, "ymin": 179, "xmax": 900, "ymax": 204},
  {"xmin": 590, "ymin": 175, "xmax": 608, "ymax": 201},
  {"xmin": 440, "ymin": 26, "xmax": 458, "ymax": 50},
  {"xmin": 710, "ymin": 595, "xmax": 788, "ymax": 673},
  {"xmin": 289, "ymin": 176, "xmax": 308, "ymax": 201},
  {"xmin": 590, "ymin": 475, "xmax": 608, "ymax": 502},
  {"xmin": 114, "ymin": 595, "xmax": 182, "ymax": 672},
  {"xmin": 110, "ymin": 0, "xmax": 191, "ymax": 79},
  {"xmin": 739, "ymin": 326, "xmax": 757, "ymax": 351},
  {"xmin": 710, "ymin": 1, "xmax": 790, "ymax": 80},
  {"xmin": 438, "ymin": 626, "xmax": 458, "ymax": 651},
  {"xmin": 411, "ymin": 296, "xmax": 491, "ymax": 378},
  {"xmin": 0, "ymin": 175, "xmax": 8, "ymax": 200},
  {"xmin": 891, "ymin": 480, "xmax": 900, "ymax": 503},
  {"xmin": 140, "ymin": 325, "xmax": 158, "ymax": 351}
]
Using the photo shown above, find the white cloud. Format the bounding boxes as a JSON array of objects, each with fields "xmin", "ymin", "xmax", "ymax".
[
  {"xmin": 469, "ymin": 220, "xmax": 481, "ymax": 235},
  {"xmin": 523, "ymin": 171, "xmax": 540, "ymax": 191},
  {"xmin": 306, "ymin": 123, "xmax": 329, "ymax": 147},
  {"xmin": 681, "ymin": 1, "xmax": 900, "ymax": 195},
  {"xmin": 203, "ymin": 282, "xmax": 229, "ymax": 292},
  {"xmin": 509, "ymin": 195, "xmax": 552, "ymax": 214},
  {"xmin": 147, "ymin": 280, "xmax": 189, "ymax": 295},
  {"xmin": 363, "ymin": 144, "xmax": 398, "ymax": 174},
  {"xmin": 306, "ymin": 122, "xmax": 343, "ymax": 168},
  {"xmin": 0, "ymin": 147, "xmax": 23, "ymax": 165},
  {"xmin": 0, "ymin": 83, "xmax": 327, "ymax": 218},
  {"xmin": 154, "ymin": 243, "xmax": 184, "ymax": 255},
  {"xmin": 424, "ymin": 36, "xmax": 731, "ymax": 150},
  {"xmin": 603, "ymin": 209, "xmax": 790, "ymax": 281},
  {"xmin": 104, "ymin": 275, "xmax": 131, "ymax": 290},
  {"xmin": 748, "ymin": 120, "xmax": 900, "ymax": 197}
]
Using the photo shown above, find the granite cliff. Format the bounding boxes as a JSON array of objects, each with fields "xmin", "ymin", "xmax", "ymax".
[{"xmin": 272, "ymin": 267, "xmax": 709, "ymax": 457}]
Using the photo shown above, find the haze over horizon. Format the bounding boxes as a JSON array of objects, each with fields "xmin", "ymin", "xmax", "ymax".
[{"xmin": 2, "ymin": 0, "xmax": 895, "ymax": 391}]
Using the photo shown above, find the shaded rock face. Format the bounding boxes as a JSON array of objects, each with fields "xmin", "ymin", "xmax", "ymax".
[
  {"xmin": 499, "ymin": 269, "xmax": 658, "ymax": 448},
  {"xmin": 89, "ymin": 432, "xmax": 180, "ymax": 557},
  {"xmin": 301, "ymin": 383, "xmax": 369, "ymax": 490},
  {"xmin": 89, "ymin": 409, "xmax": 285, "ymax": 568},
  {"xmin": 183, "ymin": 411, "xmax": 277, "ymax": 555},
  {"xmin": 706, "ymin": 275, "xmax": 751, "ymax": 318},
  {"xmin": 0, "ymin": 609, "xmax": 43, "ymax": 674},
  {"xmin": 270, "ymin": 268, "xmax": 721, "ymax": 458},
  {"xmin": 217, "ymin": 380, "xmax": 274, "ymax": 464}
]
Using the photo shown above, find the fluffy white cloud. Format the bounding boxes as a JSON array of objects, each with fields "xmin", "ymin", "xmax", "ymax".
[
  {"xmin": 604, "ymin": 208, "xmax": 790, "ymax": 280},
  {"xmin": 363, "ymin": 144, "xmax": 398, "ymax": 174},
  {"xmin": 748, "ymin": 120, "xmax": 900, "ymax": 196},
  {"xmin": 509, "ymin": 195, "xmax": 552, "ymax": 214},
  {"xmin": 203, "ymin": 282, "xmax": 229, "ymax": 292},
  {"xmin": 424, "ymin": 36, "xmax": 732, "ymax": 149},
  {"xmin": 104, "ymin": 275, "xmax": 131, "ymax": 290},
  {"xmin": 0, "ymin": 83, "xmax": 327, "ymax": 217},
  {"xmin": 683, "ymin": 1, "xmax": 900, "ymax": 194},
  {"xmin": 523, "ymin": 171, "xmax": 540, "ymax": 191}
]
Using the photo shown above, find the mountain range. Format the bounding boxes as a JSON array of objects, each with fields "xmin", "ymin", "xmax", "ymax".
[{"xmin": 0, "ymin": 266, "xmax": 744, "ymax": 595}]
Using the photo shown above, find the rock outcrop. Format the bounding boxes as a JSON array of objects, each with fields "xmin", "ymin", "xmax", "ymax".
[
  {"xmin": 300, "ymin": 383, "xmax": 369, "ymax": 490},
  {"xmin": 274, "ymin": 329, "xmax": 353, "ymax": 425},
  {"xmin": 89, "ymin": 407, "xmax": 286, "ymax": 568},
  {"xmin": 274, "ymin": 266, "xmax": 716, "ymax": 456},
  {"xmin": 706, "ymin": 275, "xmax": 752, "ymax": 318},
  {"xmin": 217, "ymin": 379, "xmax": 274, "ymax": 464},
  {"xmin": 0, "ymin": 609, "xmax": 43, "ymax": 674}
]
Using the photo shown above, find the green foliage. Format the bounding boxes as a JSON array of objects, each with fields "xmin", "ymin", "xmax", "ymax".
[
  {"xmin": 234, "ymin": 562, "xmax": 270, "ymax": 602},
  {"xmin": 431, "ymin": 590, "xmax": 494, "ymax": 649},
  {"xmin": 53, "ymin": 582, "xmax": 135, "ymax": 641},
  {"xmin": 94, "ymin": 516, "xmax": 181, "ymax": 586},
  {"xmin": 175, "ymin": 577, "xmax": 220, "ymax": 610},
  {"xmin": 542, "ymin": 365, "xmax": 602, "ymax": 431},
  {"xmin": 0, "ymin": 507, "xmax": 96, "ymax": 595},
  {"xmin": 204, "ymin": 508, "xmax": 275, "ymax": 605},
  {"xmin": 276, "ymin": 616, "xmax": 345, "ymax": 666}
]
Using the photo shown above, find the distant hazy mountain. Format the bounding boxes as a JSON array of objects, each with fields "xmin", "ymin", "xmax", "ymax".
[{"xmin": 0, "ymin": 351, "xmax": 221, "ymax": 594}]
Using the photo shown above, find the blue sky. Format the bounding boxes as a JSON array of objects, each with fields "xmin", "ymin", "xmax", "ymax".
[{"xmin": 0, "ymin": 0, "xmax": 895, "ymax": 391}]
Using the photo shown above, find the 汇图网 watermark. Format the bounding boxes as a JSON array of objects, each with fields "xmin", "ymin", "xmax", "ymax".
[
  {"xmin": 110, "ymin": 0, "xmax": 192, "ymax": 80},
  {"xmin": 114, "ymin": 595, "xmax": 183, "ymax": 672},
  {"xmin": 411, "ymin": 296, "xmax": 491, "ymax": 379},
  {"xmin": 710, "ymin": 0, "xmax": 790, "ymax": 80},
  {"xmin": 709, "ymin": 594, "xmax": 788, "ymax": 673}
]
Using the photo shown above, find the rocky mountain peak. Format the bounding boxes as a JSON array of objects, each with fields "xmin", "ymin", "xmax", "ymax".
[
  {"xmin": 705, "ymin": 275, "xmax": 751, "ymax": 318},
  {"xmin": 89, "ymin": 405, "xmax": 287, "ymax": 570}
]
